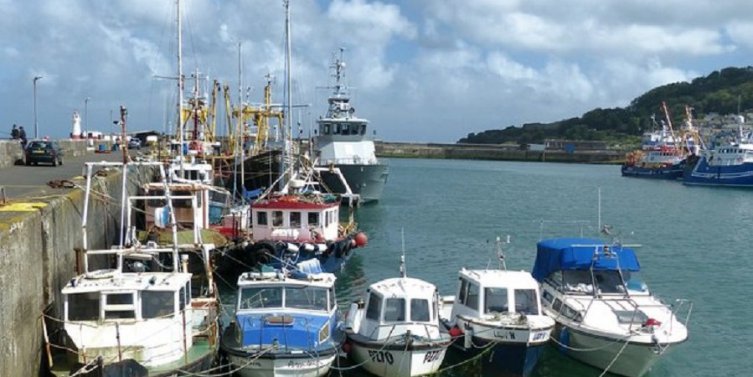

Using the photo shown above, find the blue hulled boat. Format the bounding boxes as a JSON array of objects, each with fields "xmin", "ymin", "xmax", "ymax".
[
  {"xmin": 220, "ymin": 264, "xmax": 343, "ymax": 377},
  {"xmin": 683, "ymin": 139, "xmax": 753, "ymax": 187}
]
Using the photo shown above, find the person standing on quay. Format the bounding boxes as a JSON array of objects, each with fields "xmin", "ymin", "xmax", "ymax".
[
  {"xmin": 19, "ymin": 126, "xmax": 27, "ymax": 148},
  {"xmin": 11, "ymin": 124, "xmax": 19, "ymax": 139}
]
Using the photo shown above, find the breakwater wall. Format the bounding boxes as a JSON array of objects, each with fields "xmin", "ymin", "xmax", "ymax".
[
  {"xmin": 0, "ymin": 166, "xmax": 125, "ymax": 376},
  {"xmin": 0, "ymin": 139, "xmax": 89, "ymax": 168},
  {"xmin": 375, "ymin": 141, "xmax": 626, "ymax": 164}
]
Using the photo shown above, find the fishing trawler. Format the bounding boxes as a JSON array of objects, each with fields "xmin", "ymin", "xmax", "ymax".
[
  {"xmin": 49, "ymin": 162, "xmax": 220, "ymax": 377},
  {"xmin": 313, "ymin": 50, "xmax": 389, "ymax": 203},
  {"xmin": 532, "ymin": 238, "xmax": 691, "ymax": 377}
]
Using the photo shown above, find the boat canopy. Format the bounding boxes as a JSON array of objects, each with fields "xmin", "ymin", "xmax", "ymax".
[{"xmin": 532, "ymin": 238, "xmax": 640, "ymax": 282}]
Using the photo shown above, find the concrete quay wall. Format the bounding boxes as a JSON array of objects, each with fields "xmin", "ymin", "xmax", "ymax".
[
  {"xmin": 0, "ymin": 139, "xmax": 89, "ymax": 168},
  {"xmin": 0, "ymin": 167, "xmax": 123, "ymax": 376},
  {"xmin": 375, "ymin": 141, "xmax": 625, "ymax": 164}
]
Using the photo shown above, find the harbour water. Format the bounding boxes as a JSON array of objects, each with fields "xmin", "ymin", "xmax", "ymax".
[{"xmin": 336, "ymin": 157, "xmax": 752, "ymax": 376}]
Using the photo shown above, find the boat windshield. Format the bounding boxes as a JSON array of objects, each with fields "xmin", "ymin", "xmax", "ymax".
[
  {"xmin": 239, "ymin": 287, "xmax": 283, "ymax": 309},
  {"xmin": 286, "ymin": 286, "xmax": 329, "ymax": 311},
  {"xmin": 514, "ymin": 289, "xmax": 539, "ymax": 315},
  {"xmin": 484, "ymin": 288, "xmax": 509, "ymax": 314},
  {"xmin": 561, "ymin": 270, "xmax": 628, "ymax": 295}
]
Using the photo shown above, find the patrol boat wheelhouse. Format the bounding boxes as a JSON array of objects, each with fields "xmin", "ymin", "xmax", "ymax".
[
  {"xmin": 532, "ymin": 238, "xmax": 691, "ymax": 377},
  {"xmin": 313, "ymin": 49, "xmax": 389, "ymax": 203},
  {"xmin": 344, "ymin": 255, "xmax": 452, "ymax": 377},
  {"xmin": 220, "ymin": 267, "xmax": 342, "ymax": 377}
]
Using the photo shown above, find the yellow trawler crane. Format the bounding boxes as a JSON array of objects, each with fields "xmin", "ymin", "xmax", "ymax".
[{"xmin": 223, "ymin": 77, "xmax": 284, "ymax": 156}]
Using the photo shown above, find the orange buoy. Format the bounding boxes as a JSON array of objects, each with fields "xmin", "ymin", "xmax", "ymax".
[{"xmin": 354, "ymin": 232, "xmax": 368, "ymax": 247}]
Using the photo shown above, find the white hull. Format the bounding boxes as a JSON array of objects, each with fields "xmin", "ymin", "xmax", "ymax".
[
  {"xmin": 228, "ymin": 353, "xmax": 336, "ymax": 377},
  {"xmin": 349, "ymin": 343, "xmax": 446, "ymax": 377},
  {"xmin": 557, "ymin": 327, "xmax": 669, "ymax": 377}
]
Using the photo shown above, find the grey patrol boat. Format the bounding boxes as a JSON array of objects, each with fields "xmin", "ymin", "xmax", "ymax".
[{"xmin": 313, "ymin": 49, "xmax": 389, "ymax": 203}]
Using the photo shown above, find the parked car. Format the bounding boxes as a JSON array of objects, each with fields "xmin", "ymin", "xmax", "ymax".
[
  {"xmin": 128, "ymin": 138, "xmax": 142, "ymax": 149},
  {"xmin": 25, "ymin": 140, "xmax": 63, "ymax": 166}
]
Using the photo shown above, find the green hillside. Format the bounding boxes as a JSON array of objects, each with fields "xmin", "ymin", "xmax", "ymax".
[{"xmin": 459, "ymin": 66, "xmax": 753, "ymax": 147}]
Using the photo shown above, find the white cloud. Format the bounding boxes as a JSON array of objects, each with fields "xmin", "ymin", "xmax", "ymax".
[{"xmin": 0, "ymin": 0, "xmax": 751, "ymax": 142}]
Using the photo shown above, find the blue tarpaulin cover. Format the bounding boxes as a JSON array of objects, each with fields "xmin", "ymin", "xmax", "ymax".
[{"xmin": 532, "ymin": 238, "xmax": 641, "ymax": 281}]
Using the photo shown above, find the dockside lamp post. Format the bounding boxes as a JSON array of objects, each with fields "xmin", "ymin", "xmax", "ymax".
[
  {"xmin": 84, "ymin": 97, "xmax": 90, "ymax": 138},
  {"xmin": 33, "ymin": 76, "xmax": 43, "ymax": 139}
]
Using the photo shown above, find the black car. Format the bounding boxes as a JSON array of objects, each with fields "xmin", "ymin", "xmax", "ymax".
[
  {"xmin": 25, "ymin": 140, "xmax": 64, "ymax": 166},
  {"xmin": 128, "ymin": 138, "xmax": 141, "ymax": 149}
]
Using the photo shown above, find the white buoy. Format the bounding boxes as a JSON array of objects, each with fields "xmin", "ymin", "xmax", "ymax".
[{"xmin": 71, "ymin": 111, "xmax": 82, "ymax": 139}]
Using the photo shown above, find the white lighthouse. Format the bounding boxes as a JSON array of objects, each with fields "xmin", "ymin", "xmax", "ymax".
[{"xmin": 71, "ymin": 111, "xmax": 82, "ymax": 139}]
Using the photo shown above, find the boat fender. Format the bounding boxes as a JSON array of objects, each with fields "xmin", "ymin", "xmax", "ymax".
[
  {"xmin": 559, "ymin": 328, "xmax": 569, "ymax": 354},
  {"xmin": 250, "ymin": 242, "xmax": 276, "ymax": 266},
  {"xmin": 302, "ymin": 243, "xmax": 316, "ymax": 252},
  {"xmin": 448, "ymin": 326, "xmax": 463, "ymax": 339},
  {"xmin": 316, "ymin": 243, "xmax": 328, "ymax": 254},
  {"xmin": 342, "ymin": 341, "xmax": 352, "ymax": 354},
  {"xmin": 463, "ymin": 325, "xmax": 473, "ymax": 349}
]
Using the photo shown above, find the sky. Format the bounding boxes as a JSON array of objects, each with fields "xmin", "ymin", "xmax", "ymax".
[{"xmin": 1, "ymin": 0, "xmax": 752, "ymax": 143}]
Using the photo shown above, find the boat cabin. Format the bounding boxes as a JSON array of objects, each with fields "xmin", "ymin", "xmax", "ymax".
[
  {"xmin": 251, "ymin": 195, "xmax": 340, "ymax": 242},
  {"xmin": 449, "ymin": 269, "xmax": 543, "ymax": 321},
  {"xmin": 355, "ymin": 277, "xmax": 440, "ymax": 340},
  {"xmin": 232, "ymin": 270, "xmax": 338, "ymax": 350},
  {"xmin": 140, "ymin": 182, "xmax": 209, "ymax": 231},
  {"xmin": 62, "ymin": 272, "xmax": 194, "ymax": 365},
  {"xmin": 531, "ymin": 238, "xmax": 645, "ymax": 298},
  {"xmin": 235, "ymin": 271, "xmax": 337, "ymax": 314}
]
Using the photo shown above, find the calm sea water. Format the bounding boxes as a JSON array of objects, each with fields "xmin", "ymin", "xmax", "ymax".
[{"xmin": 337, "ymin": 157, "xmax": 753, "ymax": 377}]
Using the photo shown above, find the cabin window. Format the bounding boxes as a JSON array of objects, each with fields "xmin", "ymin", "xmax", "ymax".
[
  {"xmin": 172, "ymin": 190, "xmax": 193, "ymax": 208},
  {"xmin": 324, "ymin": 211, "xmax": 330, "ymax": 227},
  {"xmin": 366, "ymin": 293, "xmax": 382, "ymax": 320},
  {"xmin": 142, "ymin": 291, "xmax": 175, "ymax": 319},
  {"xmin": 542, "ymin": 290, "xmax": 554, "ymax": 304},
  {"xmin": 593, "ymin": 270, "xmax": 626, "ymax": 294},
  {"xmin": 410, "ymin": 299, "xmax": 430, "ymax": 322},
  {"xmin": 484, "ymin": 288, "xmax": 509, "ymax": 313},
  {"xmin": 67, "ymin": 292, "xmax": 100, "ymax": 321},
  {"xmin": 308, "ymin": 212, "xmax": 319, "ymax": 226},
  {"xmin": 185, "ymin": 282, "xmax": 191, "ymax": 304},
  {"xmin": 561, "ymin": 305, "xmax": 583, "ymax": 322},
  {"xmin": 360, "ymin": 124, "xmax": 366, "ymax": 135},
  {"xmin": 179, "ymin": 286, "xmax": 186, "ymax": 310},
  {"xmin": 334, "ymin": 124, "xmax": 342, "ymax": 134},
  {"xmin": 329, "ymin": 287, "xmax": 337, "ymax": 310},
  {"xmin": 290, "ymin": 212, "xmax": 301, "ymax": 228},
  {"xmin": 351, "ymin": 124, "xmax": 359, "ymax": 135},
  {"xmin": 465, "ymin": 283, "xmax": 480, "ymax": 311},
  {"xmin": 104, "ymin": 293, "xmax": 136, "ymax": 319},
  {"xmin": 458, "ymin": 279, "xmax": 468, "ymax": 305},
  {"xmin": 384, "ymin": 298, "xmax": 406, "ymax": 322},
  {"xmin": 552, "ymin": 298, "xmax": 562, "ymax": 312},
  {"xmin": 239, "ymin": 287, "xmax": 283, "ymax": 309},
  {"xmin": 514, "ymin": 289, "xmax": 538, "ymax": 315},
  {"xmin": 323, "ymin": 124, "xmax": 331, "ymax": 135},
  {"xmin": 341, "ymin": 124, "xmax": 350, "ymax": 134},
  {"xmin": 272, "ymin": 211, "xmax": 283, "ymax": 227},
  {"xmin": 286, "ymin": 286, "xmax": 328, "ymax": 311},
  {"xmin": 257, "ymin": 211, "xmax": 268, "ymax": 226}
]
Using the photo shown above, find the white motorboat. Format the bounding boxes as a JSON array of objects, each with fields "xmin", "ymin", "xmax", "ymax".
[
  {"xmin": 532, "ymin": 238, "xmax": 691, "ymax": 377},
  {"xmin": 344, "ymin": 255, "xmax": 452, "ymax": 377},
  {"xmin": 439, "ymin": 268, "xmax": 555, "ymax": 377}
]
